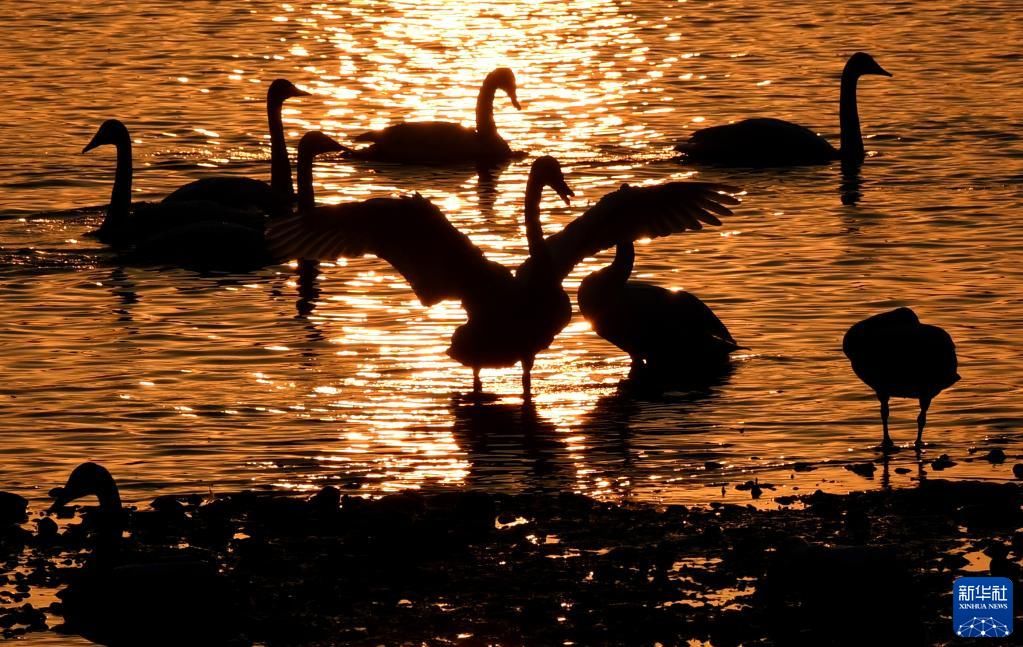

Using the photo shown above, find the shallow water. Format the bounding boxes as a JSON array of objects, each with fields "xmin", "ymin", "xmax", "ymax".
[{"xmin": 1, "ymin": 0, "xmax": 1022, "ymax": 507}]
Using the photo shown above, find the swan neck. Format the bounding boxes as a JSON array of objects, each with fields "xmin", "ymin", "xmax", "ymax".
[
  {"xmin": 102, "ymin": 138, "xmax": 133, "ymax": 238},
  {"xmin": 296, "ymin": 149, "xmax": 315, "ymax": 214},
  {"xmin": 268, "ymin": 99, "xmax": 293, "ymax": 198},
  {"xmin": 608, "ymin": 240, "xmax": 635, "ymax": 284},
  {"xmin": 839, "ymin": 70, "xmax": 864, "ymax": 161},
  {"xmin": 523, "ymin": 182, "xmax": 547, "ymax": 259},
  {"xmin": 476, "ymin": 77, "xmax": 499, "ymax": 137}
]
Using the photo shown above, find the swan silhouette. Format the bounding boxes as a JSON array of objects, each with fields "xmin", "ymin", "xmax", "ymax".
[
  {"xmin": 578, "ymin": 239, "xmax": 742, "ymax": 377},
  {"xmin": 269, "ymin": 156, "xmax": 738, "ymax": 399},
  {"xmin": 675, "ymin": 52, "xmax": 891, "ymax": 167},
  {"xmin": 162, "ymin": 79, "xmax": 310, "ymax": 217},
  {"xmin": 48, "ymin": 462, "xmax": 235, "ymax": 646},
  {"xmin": 843, "ymin": 308, "xmax": 959, "ymax": 450},
  {"xmin": 344, "ymin": 67, "xmax": 523, "ymax": 165},
  {"xmin": 83, "ymin": 119, "xmax": 264, "ymax": 251}
]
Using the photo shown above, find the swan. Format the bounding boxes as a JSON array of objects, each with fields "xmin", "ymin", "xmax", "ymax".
[
  {"xmin": 344, "ymin": 67, "xmax": 523, "ymax": 165},
  {"xmin": 675, "ymin": 52, "xmax": 891, "ymax": 167},
  {"xmin": 162, "ymin": 79, "xmax": 310, "ymax": 217},
  {"xmin": 268, "ymin": 156, "xmax": 738, "ymax": 399},
  {"xmin": 125, "ymin": 131, "xmax": 347, "ymax": 270},
  {"xmin": 48, "ymin": 462, "xmax": 236, "ymax": 646},
  {"xmin": 843, "ymin": 308, "xmax": 959, "ymax": 450},
  {"xmin": 83, "ymin": 119, "xmax": 265, "ymax": 251},
  {"xmin": 578, "ymin": 239, "xmax": 741, "ymax": 377}
]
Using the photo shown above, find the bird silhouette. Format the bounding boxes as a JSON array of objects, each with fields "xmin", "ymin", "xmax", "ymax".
[
  {"xmin": 82, "ymin": 119, "xmax": 264, "ymax": 249},
  {"xmin": 269, "ymin": 156, "xmax": 738, "ymax": 400},
  {"xmin": 843, "ymin": 307, "xmax": 959, "ymax": 451},
  {"xmin": 161, "ymin": 78, "xmax": 311, "ymax": 217},
  {"xmin": 578, "ymin": 239, "xmax": 742, "ymax": 378},
  {"xmin": 675, "ymin": 52, "xmax": 891, "ymax": 167},
  {"xmin": 343, "ymin": 67, "xmax": 524, "ymax": 165},
  {"xmin": 48, "ymin": 462, "xmax": 236, "ymax": 646}
]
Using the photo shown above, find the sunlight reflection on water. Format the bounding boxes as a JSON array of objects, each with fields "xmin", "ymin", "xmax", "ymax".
[{"xmin": 1, "ymin": 0, "xmax": 1022, "ymax": 506}]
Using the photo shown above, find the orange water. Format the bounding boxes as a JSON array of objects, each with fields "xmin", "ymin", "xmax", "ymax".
[{"xmin": 1, "ymin": 0, "xmax": 1021, "ymax": 507}]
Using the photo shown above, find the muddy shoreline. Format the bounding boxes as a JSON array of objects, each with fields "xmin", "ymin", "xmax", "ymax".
[{"xmin": 2, "ymin": 479, "xmax": 1021, "ymax": 645}]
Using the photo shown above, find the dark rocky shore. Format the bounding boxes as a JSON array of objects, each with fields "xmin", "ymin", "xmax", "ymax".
[{"xmin": 2, "ymin": 479, "xmax": 1021, "ymax": 645}]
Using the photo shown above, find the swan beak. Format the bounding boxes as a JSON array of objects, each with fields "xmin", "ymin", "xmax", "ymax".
[
  {"xmin": 875, "ymin": 64, "xmax": 892, "ymax": 77},
  {"xmin": 555, "ymin": 181, "xmax": 575, "ymax": 205},
  {"xmin": 509, "ymin": 93, "xmax": 521, "ymax": 111},
  {"xmin": 82, "ymin": 137, "xmax": 102, "ymax": 154},
  {"xmin": 293, "ymin": 88, "xmax": 312, "ymax": 98},
  {"xmin": 47, "ymin": 487, "xmax": 70, "ymax": 513}
]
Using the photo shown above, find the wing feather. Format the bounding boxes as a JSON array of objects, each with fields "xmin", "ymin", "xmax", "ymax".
[
  {"xmin": 546, "ymin": 182, "xmax": 740, "ymax": 280},
  {"xmin": 267, "ymin": 195, "xmax": 513, "ymax": 307}
]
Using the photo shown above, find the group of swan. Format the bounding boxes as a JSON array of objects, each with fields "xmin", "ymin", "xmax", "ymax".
[{"xmin": 79, "ymin": 52, "xmax": 957, "ymax": 448}]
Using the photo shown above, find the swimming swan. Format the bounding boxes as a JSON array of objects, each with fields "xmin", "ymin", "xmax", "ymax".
[
  {"xmin": 675, "ymin": 52, "xmax": 891, "ymax": 167},
  {"xmin": 268, "ymin": 157, "xmax": 738, "ymax": 399},
  {"xmin": 162, "ymin": 79, "xmax": 310, "ymax": 217},
  {"xmin": 345, "ymin": 67, "xmax": 523, "ymax": 165}
]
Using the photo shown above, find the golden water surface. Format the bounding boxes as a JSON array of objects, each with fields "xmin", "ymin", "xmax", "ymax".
[{"xmin": 1, "ymin": 0, "xmax": 1022, "ymax": 506}]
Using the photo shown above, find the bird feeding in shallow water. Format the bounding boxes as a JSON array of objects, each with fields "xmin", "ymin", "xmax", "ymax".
[
  {"xmin": 577, "ymin": 239, "xmax": 742, "ymax": 378},
  {"xmin": 269, "ymin": 156, "xmax": 739, "ymax": 400},
  {"xmin": 843, "ymin": 307, "xmax": 959, "ymax": 451}
]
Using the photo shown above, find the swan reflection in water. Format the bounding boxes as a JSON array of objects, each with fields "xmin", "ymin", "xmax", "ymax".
[{"xmin": 448, "ymin": 364, "xmax": 735, "ymax": 499}]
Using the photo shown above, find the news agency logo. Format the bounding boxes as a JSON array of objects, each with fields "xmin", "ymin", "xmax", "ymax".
[{"xmin": 953, "ymin": 577, "xmax": 1013, "ymax": 638}]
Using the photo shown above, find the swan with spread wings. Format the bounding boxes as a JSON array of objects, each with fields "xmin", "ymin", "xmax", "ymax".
[{"xmin": 269, "ymin": 156, "xmax": 738, "ymax": 399}]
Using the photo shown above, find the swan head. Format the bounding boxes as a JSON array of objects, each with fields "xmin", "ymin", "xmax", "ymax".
[
  {"xmin": 48, "ymin": 462, "xmax": 121, "ymax": 513},
  {"xmin": 530, "ymin": 155, "xmax": 574, "ymax": 205},
  {"xmin": 297, "ymin": 131, "xmax": 347, "ymax": 158},
  {"xmin": 83, "ymin": 119, "xmax": 130, "ymax": 154},
  {"xmin": 488, "ymin": 67, "xmax": 521, "ymax": 110},
  {"xmin": 268, "ymin": 78, "xmax": 311, "ymax": 104},
  {"xmin": 846, "ymin": 52, "xmax": 892, "ymax": 78}
]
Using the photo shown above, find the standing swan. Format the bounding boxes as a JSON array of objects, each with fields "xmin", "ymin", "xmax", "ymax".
[
  {"xmin": 675, "ymin": 53, "xmax": 892, "ymax": 167},
  {"xmin": 344, "ymin": 67, "xmax": 523, "ymax": 165},
  {"xmin": 48, "ymin": 462, "xmax": 236, "ymax": 645},
  {"xmin": 268, "ymin": 156, "xmax": 738, "ymax": 399},
  {"xmin": 578, "ymin": 240, "xmax": 741, "ymax": 377},
  {"xmin": 843, "ymin": 308, "xmax": 959, "ymax": 451},
  {"xmin": 162, "ymin": 79, "xmax": 310, "ymax": 217}
]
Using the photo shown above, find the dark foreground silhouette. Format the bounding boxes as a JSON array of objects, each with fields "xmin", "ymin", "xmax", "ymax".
[
  {"xmin": 2, "ymin": 462, "xmax": 1019, "ymax": 646},
  {"xmin": 675, "ymin": 52, "xmax": 891, "ymax": 167},
  {"xmin": 844, "ymin": 307, "xmax": 959, "ymax": 451}
]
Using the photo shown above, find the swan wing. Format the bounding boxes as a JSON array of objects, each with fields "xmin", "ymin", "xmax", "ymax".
[
  {"xmin": 546, "ymin": 182, "xmax": 739, "ymax": 280},
  {"xmin": 267, "ymin": 194, "xmax": 513, "ymax": 307}
]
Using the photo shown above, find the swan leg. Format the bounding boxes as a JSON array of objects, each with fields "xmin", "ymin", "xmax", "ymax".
[
  {"xmin": 472, "ymin": 368, "xmax": 482, "ymax": 395},
  {"xmin": 879, "ymin": 395, "xmax": 894, "ymax": 452},
  {"xmin": 915, "ymin": 397, "xmax": 931, "ymax": 450},
  {"xmin": 521, "ymin": 356, "xmax": 534, "ymax": 402}
]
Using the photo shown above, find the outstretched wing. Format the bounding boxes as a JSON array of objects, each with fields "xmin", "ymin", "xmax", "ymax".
[
  {"xmin": 267, "ymin": 194, "xmax": 513, "ymax": 308},
  {"xmin": 545, "ymin": 182, "xmax": 740, "ymax": 280}
]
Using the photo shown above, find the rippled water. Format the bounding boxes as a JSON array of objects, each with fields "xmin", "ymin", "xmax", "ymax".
[{"xmin": 2, "ymin": 0, "xmax": 1022, "ymax": 507}]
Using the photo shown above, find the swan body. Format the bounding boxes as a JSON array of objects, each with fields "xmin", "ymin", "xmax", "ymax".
[
  {"xmin": 843, "ymin": 308, "xmax": 959, "ymax": 449},
  {"xmin": 347, "ymin": 67, "xmax": 523, "ymax": 165},
  {"xmin": 49, "ymin": 463, "xmax": 235, "ymax": 646},
  {"xmin": 578, "ymin": 240, "xmax": 741, "ymax": 376},
  {"xmin": 269, "ymin": 157, "xmax": 739, "ymax": 399},
  {"xmin": 162, "ymin": 79, "xmax": 310, "ymax": 217},
  {"xmin": 676, "ymin": 52, "xmax": 891, "ymax": 167}
]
